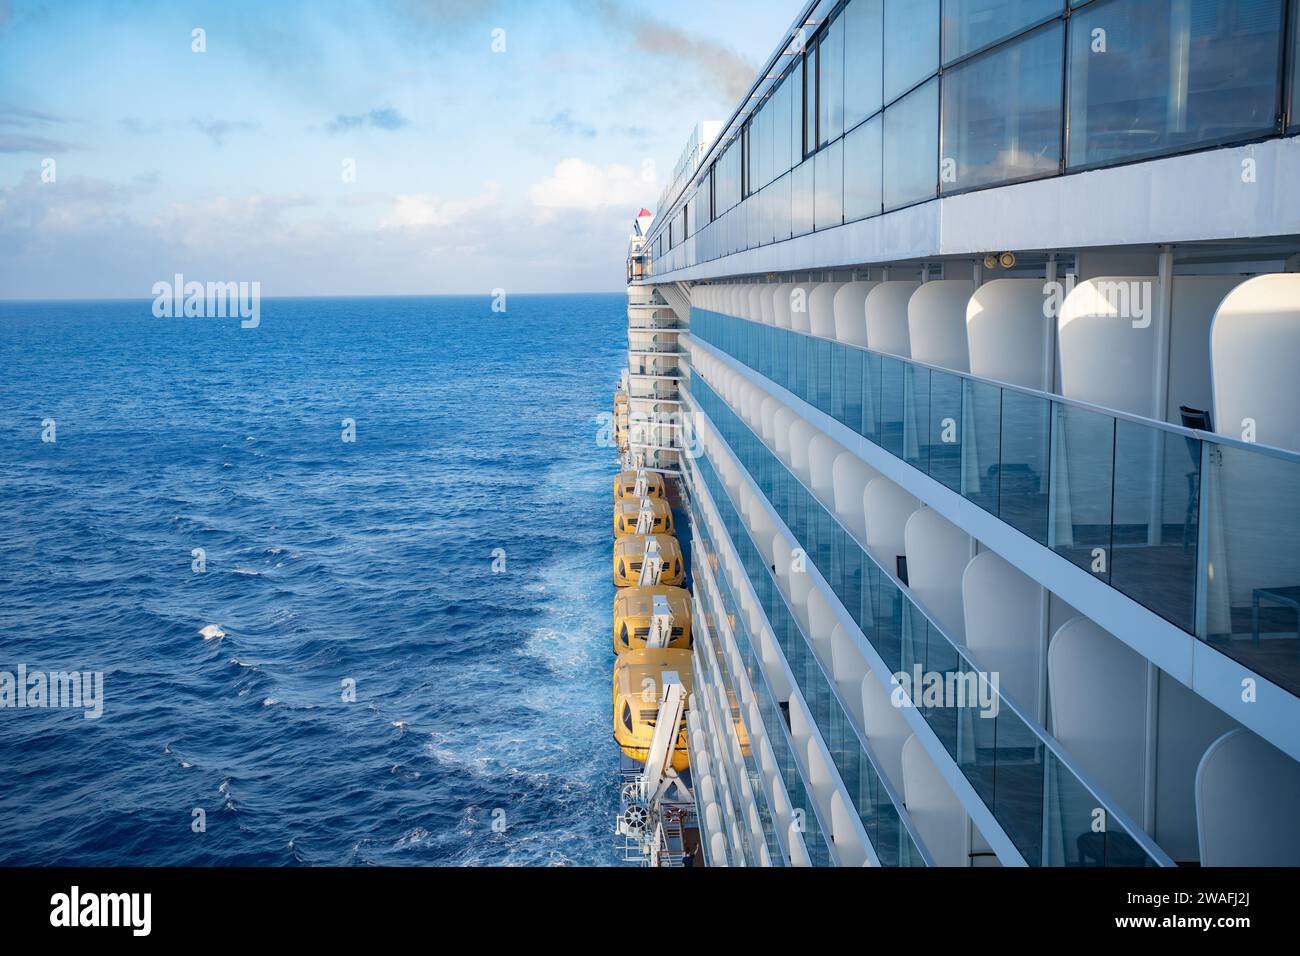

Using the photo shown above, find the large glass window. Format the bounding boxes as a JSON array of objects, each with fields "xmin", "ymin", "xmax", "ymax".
[
  {"xmin": 792, "ymin": 159, "xmax": 815, "ymax": 235},
  {"xmin": 804, "ymin": 49, "xmax": 817, "ymax": 156},
  {"xmin": 814, "ymin": 138, "xmax": 844, "ymax": 229},
  {"xmin": 1067, "ymin": 0, "xmax": 1285, "ymax": 169},
  {"xmin": 819, "ymin": 15, "xmax": 846, "ymax": 145},
  {"xmin": 791, "ymin": 61, "xmax": 805, "ymax": 164},
  {"xmin": 845, "ymin": 0, "xmax": 885, "ymax": 129},
  {"xmin": 844, "ymin": 113, "xmax": 884, "ymax": 220},
  {"xmin": 884, "ymin": 0, "xmax": 940, "ymax": 104},
  {"xmin": 1292, "ymin": 0, "xmax": 1300, "ymax": 129},
  {"xmin": 941, "ymin": 0, "xmax": 1064, "ymax": 63},
  {"xmin": 884, "ymin": 77, "xmax": 939, "ymax": 210},
  {"xmin": 941, "ymin": 20, "xmax": 1063, "ymax": 192}
]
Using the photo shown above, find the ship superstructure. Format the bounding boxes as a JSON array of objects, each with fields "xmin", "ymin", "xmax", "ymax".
[{"xmin": 615, "ymin": 0, "xmax": 1300, "ymax": 866}]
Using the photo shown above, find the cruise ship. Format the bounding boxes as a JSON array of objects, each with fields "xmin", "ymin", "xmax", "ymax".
[{"xmin": 610, "ymin": 0, "xmax": 1300, "ymax": 867}]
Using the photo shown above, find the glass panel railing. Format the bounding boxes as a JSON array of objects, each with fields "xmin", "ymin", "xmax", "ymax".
[
  {"xmin": 689, "ymin": 479, "xmax": 833, "ymax": 866},
  {"xmin": 690, "ymin": 372, "xmax": 1171, "ymax": 866},
  {"xmin": 691, "ymin": 308, "xmax": 1300, "ymax": 697},
  {"xmin": 1201, "ymin": 444, "xmax": 1300, "ymax": 698},
  {"xmin": 696, "ymin": 632, "xmax": 787, "ymax": 866},
  {"xmin": 689, "ymin": 451, "xmax": 928, "ymax": 866}
]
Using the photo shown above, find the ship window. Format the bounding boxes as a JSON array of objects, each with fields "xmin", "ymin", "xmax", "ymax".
[
  {"xmin": 1292, "ymin": 0, "xmax": 1300, "ymax": 129},
  {"xmin": 883, "ymin": 77, "xmax": 939, "ymax": 210},
  {"xmin": 843, "ymin": 112, "xmax": 883, "ymax": 222},
  {"xmin": 884, "ymin": 0, "xmax": 940, "ymax": 105},
  {"xmin": 844, "ymin": 0, "xmax": 884, "ymax": 131},
  {"xmin": 620, "ymin": 623, "xmax": 630, "ymax": 646},
  {"xmin": 621, "ymin": 702, "xmax": 634, "ymax": 734},
  {"xmin": 941, "ymin": 19, "xmax": 1063, "ymax": 193},
  {"xmin": 817, "ymin": 12, "xmax": 845, "ymax": 146},
  {"xmin": 1067, "ymin": 0, "xmax": 1285, "ymax": 170},
  {"xmin": 941, "ymin": 0, "xmax": 1063, "ymax": 64}
]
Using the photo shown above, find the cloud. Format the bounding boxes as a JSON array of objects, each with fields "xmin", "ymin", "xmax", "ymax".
[
  {"xmin": 0, "ymin": 134, "xmax": 81, "ymax": 154},
  {"xmin": 0, "ymin": 106, "xmax": 65, "ymax": 128},
  {"xmin": 378, "ymin": 184, "xmax": 502, "ymax": 229},
  {"xmin": 540, "ymin": 109, "xmax": 597, "ymax": 138},
  {"xmin": 328, "ymin": 107, "xmax": 409, "ymax": 133},
  {"xmin": 0, "ymin": 106, "xmax": 81, "ymax": 152},
  {"xmin": 528, "ymin": 157, "xmax": 655, "ymax": 213},
  {"xmin": 191, "ymin": 117, "xmax": 259, "ymax": 145},
  {"xmin": 591, "ymin": 0, "xmax": 758, "ymax": 101}
]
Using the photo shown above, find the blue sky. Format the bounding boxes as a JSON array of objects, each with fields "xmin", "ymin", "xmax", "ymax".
[{"xmin": 0, "ymin": 0, "xmax": 796, "ymax": 298}]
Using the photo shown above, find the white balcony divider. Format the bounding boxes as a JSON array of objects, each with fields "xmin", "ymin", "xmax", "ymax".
[
  {"xmin": 902, "ymin": 734, "xmax": 972, "ymax": 867},
  {"xmin": 908, "ymin": 279, "xmax": 975, "ymax": 373},
  {"xmin": 1195, "ymin": 728, "xmax": 1300, "ymax": 866},
  {"xmin": 833, "ymin": 281, "xmax": 878, "ymax": 346},
  {"xmin": 1047, "ymin": 616, "xmax": 1150, "ymax": 831},
  {"xmin": 966, "ymin": 277, "xmax": 1052, "ymax": 390},
  {"xmin": 865, "ymin": 280, "xmax": 920, "ymax": 357},
  {"xmin": 904, "ymin": 508, "xmax": 972, "ymax": 642},
  {"xmin": 963, "ymin": 551, "xmax": 1046, "ymax": 716}
]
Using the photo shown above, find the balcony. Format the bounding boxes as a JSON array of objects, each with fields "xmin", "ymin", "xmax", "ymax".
[
  {"xmin": 690, "ymin": 372, "xmax": 1173, "ymax": 866},
  {"xmin": 692, "ymin": 308, "xmax": 1300, "ymax": 701}
]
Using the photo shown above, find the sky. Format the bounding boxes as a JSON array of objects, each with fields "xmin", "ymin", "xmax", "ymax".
[{"xmin": 0, "ymin": 0, "xmax": 798, "ymax": 298}]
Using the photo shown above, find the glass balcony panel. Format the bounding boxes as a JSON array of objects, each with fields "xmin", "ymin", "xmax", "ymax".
[
  {"xmin": 998, "ymin": 388, "xmax": 1052, "ymax": 545},
  {"xmin": 879, "ymin": 355, "xmax": 907, "ymax": 458},
  {"xmin": 929, "ymin": 369, "xmax": 965, "ymax": 492},
  {"xmin": 1049, "ymin": 402, "xmax": 1115, "ymax": 580},
  {"xmin": 1109, "ymin": 420, "xmax": 1199, "ymax": 633},
  {"xmin": 1202, "ymin": 444, "xmax": 1300, "ymax": 697},
  {"xmin": 861, "ymin": 350, "xmax": 883, "ymax": 445},
  {"xmin": 904, "ymin": 362, "xmax": 932, "ymax": 472},
  {"xmin": 962, "ymin": 377, "xmax": 1003, "ymax": 515}
]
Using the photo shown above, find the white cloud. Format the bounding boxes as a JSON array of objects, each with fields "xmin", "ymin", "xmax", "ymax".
[
  {"xmin": 527, "ymin": 158, "xmax": 656, "ymax": 213},
  {"xmin": 378, "ymin": 182, "xmax": 501, "ymax": 229}
]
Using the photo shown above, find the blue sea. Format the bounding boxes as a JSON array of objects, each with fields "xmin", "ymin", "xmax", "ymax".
[{"xmin": 0, "ymin": 294, "xmax": 627, "ymax": 866}]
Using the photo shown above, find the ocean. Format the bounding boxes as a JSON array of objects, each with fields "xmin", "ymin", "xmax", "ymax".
[{"xmin": 0, "ymin": 294, "xmax": 627, "ymax": 866}]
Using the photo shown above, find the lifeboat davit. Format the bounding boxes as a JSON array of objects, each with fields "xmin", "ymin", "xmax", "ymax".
[
  {"xmin": 613, "ymin": 534, "xmax": 684, "ymax": 587},
  {"xmin": 613, "ymin": 585, "xmax": 692, "ymax": 654},
  {"xmin": 614, "ymin": 496, "xmax": 674, "ymax": 537},
  {"xmin": 613, "ymin": 647, "xmax": 693, "ymax": 772},
  {"xmin": 613, "ymin": 469, "xmax": 665, "ymax": 501}
]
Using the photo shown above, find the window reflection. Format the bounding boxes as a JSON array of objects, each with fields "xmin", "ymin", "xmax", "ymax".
[
  {"xmin": 1067, "ymin": 0, "xmax": 1284, "ymax": 169},
  {"xmin": 942, "ymin": 21, "xmax": 1063, "ymax": 192},
  {"xmin": 884, "ymin": 0, "xmax": 940, "ymax": 104},
  {"xmin": 884, "ymin": 78, "xmax": 939, "ymax": 210},
  {"xmin": 941, "ymin": 0, "xmax": 1064, "ymax": 63},
  {"xmin": 844, "ymin": 114, "xmax": 884, "ymax": 221},
  {"xmin": 844, "ymin": 0, "xmax": 884, "ymax": 130}
]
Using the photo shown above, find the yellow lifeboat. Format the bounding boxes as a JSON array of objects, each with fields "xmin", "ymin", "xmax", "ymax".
[
  {"xmin": 613, "ymin": 647, "xmax": 693, "ymax": 772},
  {"xmin": 613, "ymin": 497, "xmax": 674, "ymax": 537},
  {"xmin": 613, "ymin": 469, "xmax": 665, "ymax": 502},
  {"xmin": 612, "ymin": 585, "xmax": 692, "ymax": 654},
  {"xmin": 614, "ymin": 534, "xmax": 684, "ymax": 587}
]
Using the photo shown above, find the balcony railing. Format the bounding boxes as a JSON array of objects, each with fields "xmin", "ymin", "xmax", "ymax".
[
  {"xmin": 692, "ymin": 587, "xmax": 791, "ymax": 866},
  {"xmin": 691, "ymin": 373, "xmax": 1174, "ymax": 867},
  {"xmin": 691, "ymin": 308, "xmax": 1300, "ymax": 700},
  {"xmin": 690, "ymin": 447, "xmax": 932, "ymax": 867},
  {"xmin": 690, "ymin": 476, "xmax": 837, "ymax": 867}
]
